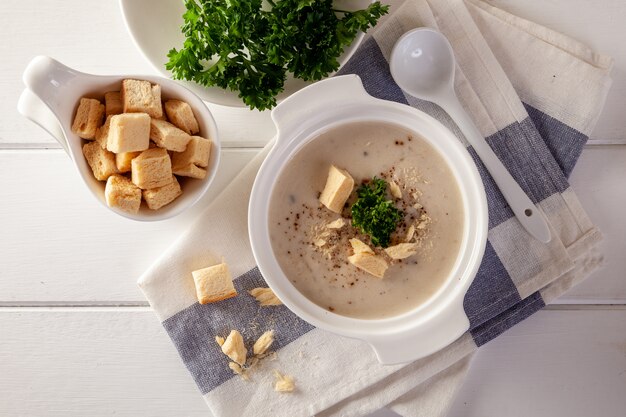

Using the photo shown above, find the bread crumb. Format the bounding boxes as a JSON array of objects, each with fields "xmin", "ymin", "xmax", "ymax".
[
  {"xmin": 253, "ymin": 330, "xmax": 275, "ymax": 355},
  {"xmin": 326, "ymin": 218, "xmax": 346, "ymax": 229},
  {"xmin": 228, "ymin": 361, "xmax": 242, "ymax": 374},
  {"xmin": 349, "ymin": 238, "xmax": 373, "ymax": 254},
  {"xmin": 273, "ymin": 370, "xmax": 295, "ymax": 392},
  {"xmin": 229, "ymin": 362, "xmax": 250, "ymax": 380},
  {"xmin": 221, "ymin": 330, "xmax": 247, "ymax": 365},
  {"xmin": 389, "ymin": 180, "xmax": 402, "ymax": 199},
  {"xmin": 216, "ymin": 329, "xmax": 281, "ymax": 381},
  {"xmin": 416, "ymin": 212, "xmax": 431, "ymax": 230},
  {"xmin": 314, "ymin": 238, "xmax": 327, "ymax": 247},
  {"xmin": 405, "ymin": 225, "xmax": 415, "ymax": 242},
  {"xmin": 385, "ymin": 243, "xmax": 419, "ymax": 260},
  {"xmin": 247, "ymin": 356, "xmax": 260, "ymax": 369},
  {"xmin": 348, "ymin": 252, "xmax": 388, "ymax": 278},
  {"xmin": 249, "ymin": 287, "xmax": 283, "ymax": 306}
]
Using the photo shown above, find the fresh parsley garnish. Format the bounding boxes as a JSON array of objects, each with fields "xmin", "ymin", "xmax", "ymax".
[
  {"xmin": 351, "ymin": 178, "xmax": 402, "ymax": 248},
  {"xmin": 165, "ymin": 0, "xmax": 389, "ymax": 110}
]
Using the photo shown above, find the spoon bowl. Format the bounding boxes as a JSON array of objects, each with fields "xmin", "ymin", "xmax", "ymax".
[
  {"xmin": 389, "ymin": 28, "xmax": 551, "ymax": 243},
  {"xmin": 390, "ymin": 27, "xmax": 455, "ymax": 101},
  {"xmin": 18, "ymin": 56, "xmax": 221, "ymax": 222}
]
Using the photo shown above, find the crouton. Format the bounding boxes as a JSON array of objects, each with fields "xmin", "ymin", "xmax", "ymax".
[
  {"xmin": 104, "ymin": 91, "xmax": 123, "ymax": 116},
  {"xmin": 348, "ymin": 252, "xmax": 388, "ymax": 278},
  {"xmin": 319, "ymin": 165, "xmax": 354, "ymax": 213},
  {"xmin": 142, "ymin": 175, "xmax": 182, "ymax": 210},
  {"xmin": 95, "ymin": 115, "xmax": 112, "ymax": 149},
  {"xmin": 192, "ymin": 263, "xmax": 237, "ymax": 304},
  {"xmin": 107, "ymin": 113, "xmax": 151, "ymax": 153},
  {"xmin": 131, "ymin": 148, "xmax": 173, "ymax": 189},
  {"xmin": 150, "ymin": 119, "xmax": 192, "ymax": 152},
  {"xmin": 164, "ymin": 99, "xmax": 200, "ymax": 135},
  {"xmin": 104, "ymin": 174, "xmax": 142, "ymax": 214},
  {"xmin": 115, "ymin": 151, "xmax": 141, "ymax": 173},
  {"xmin": 82, "ymin": 141, "xmax": 118, "ymax": 181},
  {"xmin": 121, "ymin": 79, "xmax": 163, "ymax": 118},
  {"xmin": 72, "ymin": 97, "xmax": 104, "ymax": 139},
  {"xmin": 385, "ymin": 243, "xmax": 419, "ymax": 260},
  {"xmin": 171, "ymin": 136, "xmax": 211, "ymax": 168},
  {"xmin": 172, "ymin": 163, "xmax": 207, "ymax": 179}
]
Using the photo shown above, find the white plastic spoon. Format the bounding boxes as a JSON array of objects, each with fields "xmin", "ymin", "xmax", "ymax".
[{"xmin": 390, "ymin": 28, "xmax": 551, "ymax": 243}]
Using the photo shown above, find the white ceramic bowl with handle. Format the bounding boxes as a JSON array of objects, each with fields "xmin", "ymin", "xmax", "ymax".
[
  {"xmin": 18, "ymin": 56, "xmax": 220, "ymax": 222},
  {"xmin": 249, "ymin": 75, "xmax": 488, "ymax": 364}
]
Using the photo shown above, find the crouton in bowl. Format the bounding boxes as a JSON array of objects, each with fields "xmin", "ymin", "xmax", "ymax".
[{"xmin": 19, "ymin": 56, "xmax": 220, "ymax": 221}]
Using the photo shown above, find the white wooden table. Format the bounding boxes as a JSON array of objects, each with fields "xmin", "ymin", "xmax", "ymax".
[{"xmin": 1, "ymin": 1, "xmax": 625, "ymax": 416}]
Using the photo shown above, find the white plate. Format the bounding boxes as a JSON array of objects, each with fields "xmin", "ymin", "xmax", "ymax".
[{"xmin": 119, "ymin": 0, "xmax": 371, "ymax": 108}]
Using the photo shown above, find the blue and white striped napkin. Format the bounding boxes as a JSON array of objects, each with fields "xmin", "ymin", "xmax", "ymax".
[{"xmin": 138, "ymin": 1, "xmax": 613, "ymax": 416}]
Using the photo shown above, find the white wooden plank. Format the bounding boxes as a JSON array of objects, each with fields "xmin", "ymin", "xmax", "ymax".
[
  {"xmin": 0, "ymin": 308, "xmax": 624, "ymax": 416},
  {"xmin": 448, "ymin": 308, "xmax": 626, "ymax": 417},
  {"xmin": 491, "ymin": 0, "xmax": 626, "ymax": 143},
  {"xmin": 557, "ymin": 145, "xmax": 626, "ymax": 303},
  {"xmin": 0, "ymin": 308, "xmax": 209, "ymax": 416},
  {"xmin": 0, "ymin": 149, "xmax": 257, "ymax": 304}
]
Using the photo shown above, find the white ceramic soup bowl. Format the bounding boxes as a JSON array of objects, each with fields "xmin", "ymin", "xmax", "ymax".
[
  {"xmin": 18, "ymin": 56, "xmax": 220, "ymax": 222},
  {"xmin": 249, "ymin": 75, "xmax": 488, "ymax": 364}
]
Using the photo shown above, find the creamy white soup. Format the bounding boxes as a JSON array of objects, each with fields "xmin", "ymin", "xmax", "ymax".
[{"xmin": 268, "ymin": 122, "xmax": 464, "ymax": 319}]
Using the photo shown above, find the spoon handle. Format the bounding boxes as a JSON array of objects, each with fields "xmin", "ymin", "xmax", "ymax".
[{"xmin": 438, "ymin": 92, "xmax": 551, "ymax": 243}]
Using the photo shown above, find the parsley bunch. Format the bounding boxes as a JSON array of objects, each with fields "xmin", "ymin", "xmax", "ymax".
[
  {"xmin": 351, "ymin": 178, "xmax": 402, "ymax": 248},
  {"xmin": 166, "ymin": 0, "xmax": 388, "ymax": 110}
]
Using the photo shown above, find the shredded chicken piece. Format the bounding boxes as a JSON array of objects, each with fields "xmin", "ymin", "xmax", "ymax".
[
  {"xmin": 221, "ymin": 330, "xmax": 247, "ymax": 365},
  {"xmin": 249, "ymin": 287, "xmax": 283, "ymax": 306},
  {"xmin": 389, "ymin": 180, "xmax": 402, "ymax": 199},
  {"xmin": 253, "ymin": 330, "xmax": 275, "ymax": 355},
  {"xmin": 385, "ymin": 243, "xmax": 419, "ymax": 260},
  {"xmin": 273, "ymin": 370, "xmax": 295, "ymax": 392}
]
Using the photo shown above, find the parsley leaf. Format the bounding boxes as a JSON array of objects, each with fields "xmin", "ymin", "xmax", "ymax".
[
  {"xmin": 351, "ymin": 178, "xmax": 402, "ymax": 248},
  {"xmin": 166, "ymin": 0, "xmax": 388, "ymax": 110}
]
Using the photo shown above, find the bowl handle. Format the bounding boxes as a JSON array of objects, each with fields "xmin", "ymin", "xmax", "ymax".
[
  {"xmin": 22, "ymin": 56, "xmax": 84, "ymax": 119},
  {"xmin": 270, "ymin": 74, "xmax": 372, "ymax": 142},
  {"xmin": 366, "ymin": 303, "xmax": 470, "ymax": 365},
  {"xmin": 17, "ymin": 89, "xmax": 69, "ymax": 155}
]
